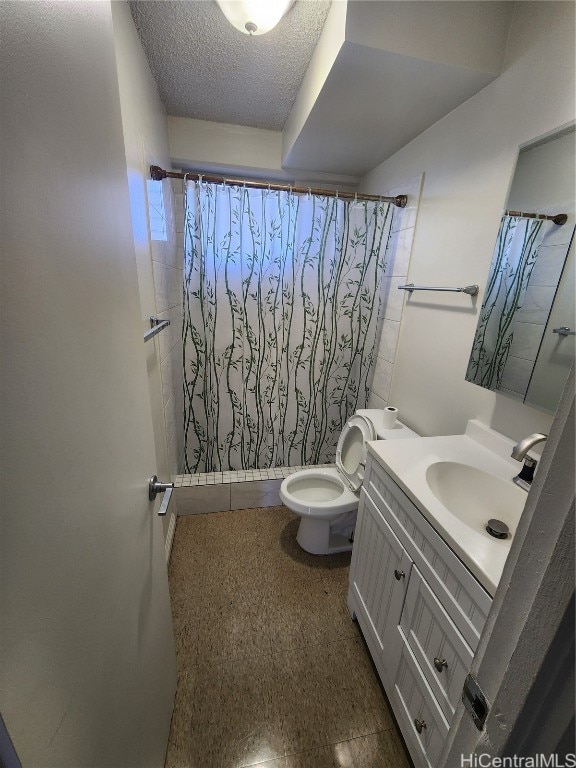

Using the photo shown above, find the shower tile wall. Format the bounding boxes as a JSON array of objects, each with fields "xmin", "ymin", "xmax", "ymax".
[
  {"xmin": 152, "ymin": 176, "xmax": 185, "ymax": 474},
  {"xmin": 369, "ymin": 174, "xmax": 423, "ymax": 410}
]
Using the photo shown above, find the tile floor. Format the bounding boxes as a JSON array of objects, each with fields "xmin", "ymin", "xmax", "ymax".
[{"xmin": 165, "ymin": 506, "xmax": 411, "ymax": 768}]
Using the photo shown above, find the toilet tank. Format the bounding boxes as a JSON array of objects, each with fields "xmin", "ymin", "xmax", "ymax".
[{"xmin": 355, "ymin": 409, "xmax": 420, "ymax": 440}]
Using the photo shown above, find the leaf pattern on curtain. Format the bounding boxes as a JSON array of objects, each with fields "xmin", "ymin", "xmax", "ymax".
[
  {"xmin": 182, "ymin": 181, "xmax": 393, "ymax": 472},
  {"xmin": 466, "ymin": 215, "xmax": 545, "ymax": 391}
]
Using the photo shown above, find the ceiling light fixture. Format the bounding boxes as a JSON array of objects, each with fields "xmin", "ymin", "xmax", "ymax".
[{"xmin": 215, "ymin": 0, "xmax": 295, "ymax": 36}]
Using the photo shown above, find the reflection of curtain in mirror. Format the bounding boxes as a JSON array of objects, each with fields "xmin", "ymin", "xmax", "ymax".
[
  {"xmin": 467, "ymin": 216, "xmax": 545, "ymax": 390},
  {"xmin": 182, "ymin": 181, "xmax": 393, "ymax": 472}
]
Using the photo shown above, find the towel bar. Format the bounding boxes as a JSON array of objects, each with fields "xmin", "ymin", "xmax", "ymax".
[{"xmin": 398, "ymin": 283, "xmax": 479, "ymax": 296}]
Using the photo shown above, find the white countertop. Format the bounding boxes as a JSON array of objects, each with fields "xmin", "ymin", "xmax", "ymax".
[{"xmin": 367, "ymin": 420, "xmax": 528, "ymax": 596}]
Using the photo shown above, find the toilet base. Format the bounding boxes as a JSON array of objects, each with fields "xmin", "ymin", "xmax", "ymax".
[{"xmin": 296, "ymin": 516, "xmax": 354, "ymax": 555}]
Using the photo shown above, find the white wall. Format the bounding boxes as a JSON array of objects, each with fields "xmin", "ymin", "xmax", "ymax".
[
  {"xmin": 167, "ymin": 114, "xmax": 359, "ymax": 188},
  {"xmin": 508, "ymin": 130, "xmax": 575, "ymax": 213},
  {"xmin": 345, "ymin": 1, "xmax": 510, "ymax": 74},
  {"xmin": 360, "ymin": 1, "xmax": 575, "ymax": 442},
  {"xmin": 169, "ymin": 116, "xmax": 282, "ymax": 176},
  {"xmin": 112, "ymin": 2, "xmax": 184, "ymax": 524}
]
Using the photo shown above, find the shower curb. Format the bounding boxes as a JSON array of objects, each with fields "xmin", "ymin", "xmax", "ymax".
[{"xmin": 173, "ymin": 465, "xmax": 333, "ymax": 515}]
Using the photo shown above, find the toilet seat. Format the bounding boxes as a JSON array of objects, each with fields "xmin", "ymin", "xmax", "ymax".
[
  {"xmin": 335, "ymin": 414, "xmax": 376, "ymax": 491},
  {"xmin": 280, "ymin": 467, "xmax": 359, "ymax": 519}
]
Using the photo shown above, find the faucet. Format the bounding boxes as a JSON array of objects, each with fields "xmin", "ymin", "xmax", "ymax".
[{"xmin": 511, "ymin": 433, "xmax": 547, "ymax": 491}]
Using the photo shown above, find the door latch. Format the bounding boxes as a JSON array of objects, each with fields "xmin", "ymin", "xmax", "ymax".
[{"xmin": 462, "ymin": 673, "xmax": 489, "ymax": 730}]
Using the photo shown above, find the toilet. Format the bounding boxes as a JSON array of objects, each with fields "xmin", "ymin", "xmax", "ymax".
[{"xmin": 280, "ymin": 409, "xmax": 419, "ymax": 554}]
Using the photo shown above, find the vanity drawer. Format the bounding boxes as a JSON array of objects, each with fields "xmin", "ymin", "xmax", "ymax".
[
  {"xmin": 401, "ymin": 565, "xmax": 473, "ymax": 722},
  {"xmin": 365, "ymin": 455, "xmax": 492, "ymax": 651},
  {"xmin": 392, "ymin": 638, "xmax": 450, "ymax": 768}
]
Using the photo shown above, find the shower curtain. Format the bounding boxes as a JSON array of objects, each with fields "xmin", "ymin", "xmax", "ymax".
[
  {"xmin": 466, "ymin": 215, "xmax": 545, "ymax": 390},
  {"xmin": 182, "ymin": 181, "xmax": 393, "ymax": 472}
]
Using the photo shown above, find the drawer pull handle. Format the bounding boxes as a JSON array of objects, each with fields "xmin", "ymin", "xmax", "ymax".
[
  {"xmin": 394, "ymin": 569, "xmax": 405, "ymax": 581},
  {"xmin": 434, "ymin": 657, "xmax": 448, "ymax": 673},
  {"xmin": 414, "ymin": 718, "xmax": 427, "ymax": 734}
]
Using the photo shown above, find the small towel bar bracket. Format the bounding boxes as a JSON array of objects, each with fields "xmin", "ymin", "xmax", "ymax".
[
  {"xmin": 144, "ymin": 315, "xmax": 171, "ymax": 343},
  {"xmin": 398, "ymin": 283, "xmax": 479, "ymax": 296}
]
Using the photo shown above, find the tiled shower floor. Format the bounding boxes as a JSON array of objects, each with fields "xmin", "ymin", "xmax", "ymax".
[{"xmin": 166, "ymin": 506, "xmax": 411, "ymax": 768}]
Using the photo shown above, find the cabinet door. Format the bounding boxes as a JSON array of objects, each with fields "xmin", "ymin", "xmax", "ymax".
[
  {"xmin": 349, "ymin": 490, "xmax": 412, "ymax": 691},
  {"xmin": 366, "ymin": 456, "xmax": 491, "ymax": 649}
]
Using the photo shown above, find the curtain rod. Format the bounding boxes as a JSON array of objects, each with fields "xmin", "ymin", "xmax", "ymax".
[
  {"xmin": 506, "ymin": 209, "xmax": 567, "ymax": 225},
  {"xmin": 149, "ymin": 165, "xmax": 407, "ymax": 208}
]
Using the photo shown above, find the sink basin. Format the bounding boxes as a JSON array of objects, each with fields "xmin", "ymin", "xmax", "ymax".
[
  {"xmin": 367, "ymin": 421, "xmax": 531, "ymax": 594},
  {"xmin": 425, "ymin": 461, "xmax": 525, "ymax": 536}
]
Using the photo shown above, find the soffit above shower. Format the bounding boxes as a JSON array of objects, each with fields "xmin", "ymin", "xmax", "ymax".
[
  {"xmin": 282, "ymin": 1, "xmax": 515, "ymax": 176},
  {"xmin": 130, "ymin": 0, "xmax": 514, "ymax": 179}
]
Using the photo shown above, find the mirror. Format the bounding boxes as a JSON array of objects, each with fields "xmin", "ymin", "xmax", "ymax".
[{"xmin": 466, "ymin": 127, "xmax": 575, "ymax": 413}]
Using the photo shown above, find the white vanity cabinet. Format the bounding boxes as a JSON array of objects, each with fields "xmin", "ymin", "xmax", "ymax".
[{"xmin": 348, "ymin": 454, "xmax": 493, "ymax": 768}]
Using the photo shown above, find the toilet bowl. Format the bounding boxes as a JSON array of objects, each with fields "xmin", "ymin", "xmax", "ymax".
[{"xmin": 280, "ymin": 409, "xmax": 419, "ymax": 554}]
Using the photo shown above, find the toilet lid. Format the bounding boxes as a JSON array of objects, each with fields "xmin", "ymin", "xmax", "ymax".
[{"xmin": 335, "ymin": 414, "xmax": 376, "ymax": 492}]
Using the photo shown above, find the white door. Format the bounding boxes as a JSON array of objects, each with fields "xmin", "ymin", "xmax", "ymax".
[{"xmin": 0, "ymin": 3, "xmax": 176, "ymax": 767}]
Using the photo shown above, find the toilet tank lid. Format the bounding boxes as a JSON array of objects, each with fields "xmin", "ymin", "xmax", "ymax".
[{"xmin": 355, "ymin": 409, "xmax": 420, "ymax": 440}]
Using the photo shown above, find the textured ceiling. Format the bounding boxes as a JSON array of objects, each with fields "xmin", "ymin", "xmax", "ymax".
[{"xmin": 129, "ymin": 0, "xmax": 331, "ymax": 131}]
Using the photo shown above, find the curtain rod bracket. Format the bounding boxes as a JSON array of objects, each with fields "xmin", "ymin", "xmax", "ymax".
[{"xmin": 150, "ymin": 165, "xmax": 167, "ymax": 181}]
